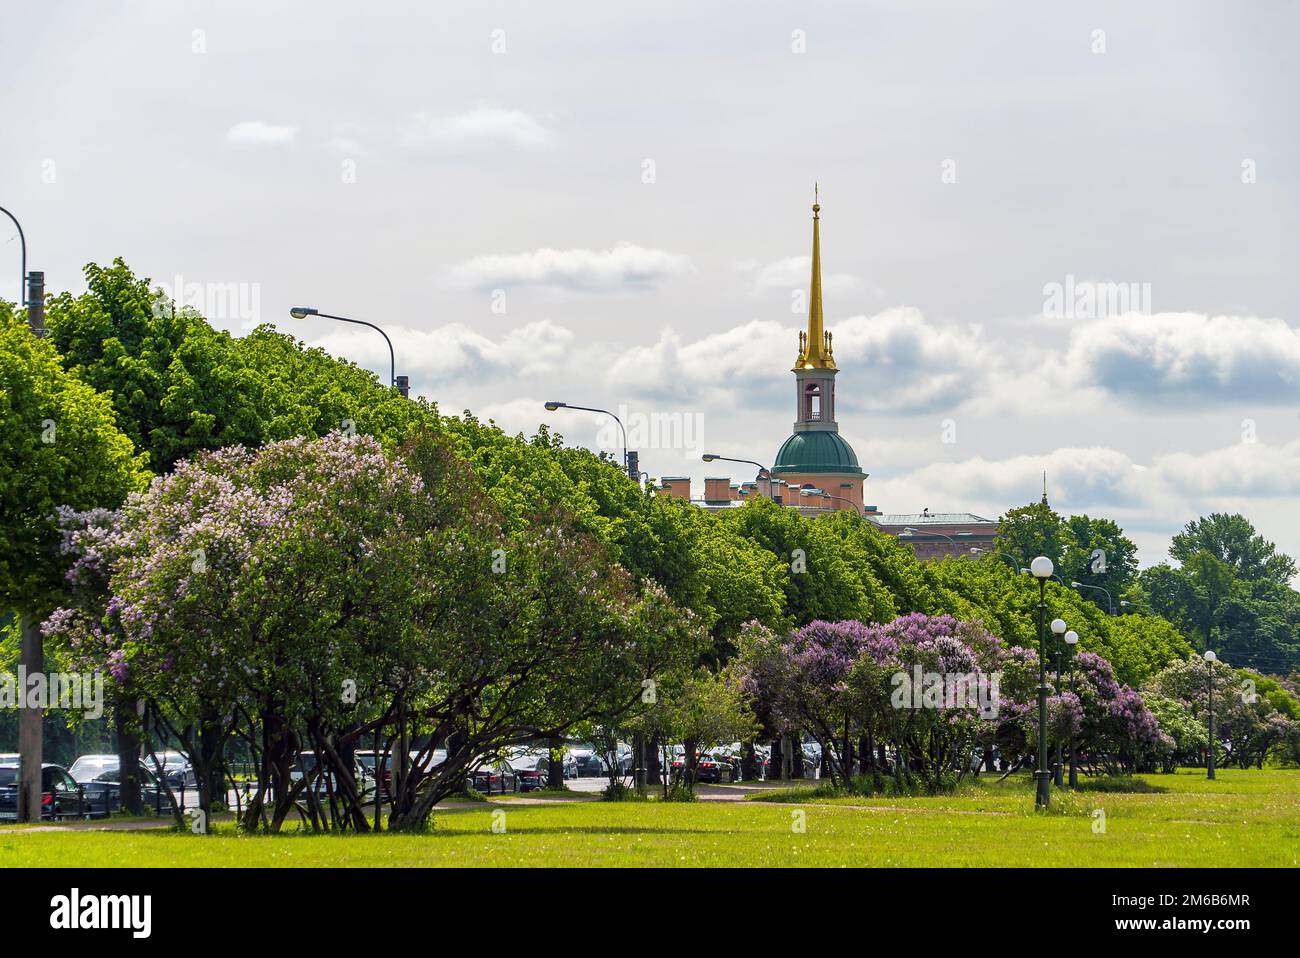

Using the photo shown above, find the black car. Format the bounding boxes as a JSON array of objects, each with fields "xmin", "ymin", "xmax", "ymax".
[
  {"xmin": 670, "ymin": 752, "xmax": 737, "ymax": 784},
  {"xmin": 79, "ymin": 764, "xmax": 177, "ymax": 817},
  {"xmin": 504, "ymin": 751, "xmax": 552, "ymax": 792},
  {"xmin": 0, "ymin": 763, "xmax": 83, "ymax": 821},
  {"xmin": 469, "ymin": 759, "xmax": 519, "ymax": 794}
]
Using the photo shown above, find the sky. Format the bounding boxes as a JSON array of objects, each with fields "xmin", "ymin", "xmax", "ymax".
[{"xmin": 2, "ymin": 0, "xmax": 1297, "ymax": 575}]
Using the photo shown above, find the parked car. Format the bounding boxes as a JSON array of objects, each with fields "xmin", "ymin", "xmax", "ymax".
[
  {"xmin": 532, "ymin": 751, "xmax": 576, "ymax": 783},
  {"xmin": 710, "ymin": 747, "xmax": 744, "ymax": 781},
  {"xmin": 79, "ymin": 763, "xmax": 177, "ymax": 817},
  {"xmin": 0, "ymin": 763, "xmax": 83, "ymax": 821},
  {"xmin": 567, "ymin": 744, "xmax": 605, "ymax": 777},
  {"xmin": 354, "ymin": 750, "xmax": 394, "ymax": 797},
  {"xmin": 748, "ymin": 743, "xmax": 818, "ymax": 779},
  {"xmin": 147, "ymin": 751, "xmax": 196, "ymax": 789},
  {"xmin": 469, "ymin": 758, "xmax": 519, "ymax": 794},
  {"xmin": 670, "ymin": 752, "xmax": 737, "ymax": 784},
  {"xmin": 290, "ymin": 751, "xmax": 373, "ymax": 798},
  {"xmin": 503, "ymin": 749, "xmax": 551, "ymax": 792},
  {"xmin": 697, "ymin": 753, "xmax": 737, "ymax": 783},
  {"xmin": 409, "ymin": 748, "xmax": 448, "ymax": 774},
  {"xmin": 69, "ymin": 754, "xmax": 119, "ymax": 784}
]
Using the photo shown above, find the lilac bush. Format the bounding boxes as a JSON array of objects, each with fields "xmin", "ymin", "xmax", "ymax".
[{"xmin": 739, "ymin": 610, "xmax": 1172, "ymax": 790}]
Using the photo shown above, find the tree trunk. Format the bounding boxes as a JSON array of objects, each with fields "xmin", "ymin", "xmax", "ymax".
[
  {"xmin": 647, "ymin": 736, "xmax": 662, "ymax": 786},
  {"xmin": 740, "ymin": 741, "xmax": 757, "ymax": 781},
  {"xmin": 770, "ymin": 736, "xmax": 783, "ymax": 780},
  {"xmin": 114, "ymin": 698, "xmax": 143, "ymax": 815},
  {"xmin": 198, "ymin": 711, "xmax": 226, "ymax": 812},
  {"xmin": 547, "ymin": 736, "xmax": 564, "ymax": 790}
]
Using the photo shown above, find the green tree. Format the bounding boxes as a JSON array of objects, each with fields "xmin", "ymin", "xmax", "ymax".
[
  {"xmin": 0, "ymin": 310, "xmax": 147, "ymax": 615},
  {"xmin": 45, "ymin": 259, "xmax": 435, "ymax": 474},
  {"xmin": 1170, "ymin": 513, "xmax": 1297, "ymax": 586},
  {"xmin": 1060, "ymin": 514, "xmax": 1138, "ymax": 613},
  {"xmin": 994, "ymin": 500, "xmax": 1064, "ymax": 570}
]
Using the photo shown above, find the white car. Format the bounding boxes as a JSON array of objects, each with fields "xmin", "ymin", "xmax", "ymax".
[{"xmin": 69, "ymin": 754, "xmax": 120, "ymax": 783}]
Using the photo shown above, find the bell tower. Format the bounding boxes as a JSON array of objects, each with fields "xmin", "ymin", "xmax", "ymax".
[
  {"xmin": 771, "ymin": 187, "xmax": 866, "ymax": 511},
  {"xmin": 792, "ymin": 184, "xmax": 838, "ymax": 433}
]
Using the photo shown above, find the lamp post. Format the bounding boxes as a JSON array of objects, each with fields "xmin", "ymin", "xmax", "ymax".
[
  {"xmin": 546, "ymin": 401, "xmax": 636, "ymax": 480},
  {"xmin": 1064, "ymin": 629, "xmax": 1079, "ymax": 787},
  {"xmin": 1030, "ymin": 555, "xmax": 1054, "ymax": 808},
  {"xmin": 1071, "ymin": 581, "xmax": 1114, "ymax": 615},
  {"xmin": 1, "ymin": 205, "xmax": 28, "ymax": 305},
  {"xmin": 1050, "ymin": 618, "xmax": 1067, "ymax": 787},
  {"xmin": 1204, "ymin": 649, "xmax": 1217, "ymax": 780},
  {"xmin": 901, "ymin": 527, "xmax": 971, "ymax": 559},
  {"xmin": 798, "ymin": 485, "xmax": 862, "ymax": 516},
  {"xmin": 970, "ymin": 547, "xmax": 1021, "ymax": 572},
  {"xmin": 5, "ymin": 206, "xmax": 45, "ymax": 824},
  {"xmin": 289, "ymin": 307, "xmax": 401, "ymax": 394},
  {"xmin": 701, "ymin": 454, "xmax": 775, "ymax": 502}
]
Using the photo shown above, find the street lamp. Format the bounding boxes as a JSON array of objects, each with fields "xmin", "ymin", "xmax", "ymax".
[
  {"xmin": 1204, "ymin": 649, "xmax": 1217, "ymax": 780},
  {"xmin": 1030, "ymin": 555, "xmax": 1054, "ymax": 808},
  {"xmin": 701, "ymin": 454, "xmax": 775, "ymax": 502},
  {"xmin": 901, "ymin": 527, "xmax": 971, "ymax": 558},
  {"xmin": 798, "ymin": 485, "xmax": 862, "ymax": 516},
  {"xmin": 1050, "ymin": 618, "xmax": 1067, "ymax": 787},
  {"xmin": 1063, "ymin": 629, "xmax": 1079, "ymax": 787},
  {"xmin": 970, "ymin": 547, "xmax": 1020, "ymax": 571},
  {"xmin": 1, "ymin": 205, "xmax": 28, "ymax": 305},
  {"xmin": 289, "ymin": 306, "xmax": 399, "ymax": 393},
  {"xmin": 3, "ymin": 205, "xmax": 44, "ymax": 824},
  {"xmin": 1071, "ymin": 581, "xmax": 1115, "ymax": 615},
  {"xmin": 546, "ymin": 401, "xmax": 635, "ymax": 480}
]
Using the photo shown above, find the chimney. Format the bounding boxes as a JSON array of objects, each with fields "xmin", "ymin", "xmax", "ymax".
[
  {"xmin": 660, "ymin": 477, "xmax": 691, "ymax": 500},
  {"xmin": 704, "ymin": 477, "xmax": 730, "ymax": 503}
]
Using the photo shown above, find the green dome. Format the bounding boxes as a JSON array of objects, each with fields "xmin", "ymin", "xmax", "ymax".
[{"xmin": 771, "ymin": 431, "xmax": 863, "ymax": 476}]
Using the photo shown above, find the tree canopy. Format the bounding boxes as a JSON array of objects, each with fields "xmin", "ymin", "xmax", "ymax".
[{"xmin": 0, "ymin": 309, "xmax": 147, "ymax": 616}]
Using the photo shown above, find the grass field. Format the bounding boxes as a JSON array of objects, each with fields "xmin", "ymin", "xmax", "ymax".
[{"xmin": 1, "ymin": 768, "xmax": 1296, "ymax": 867}]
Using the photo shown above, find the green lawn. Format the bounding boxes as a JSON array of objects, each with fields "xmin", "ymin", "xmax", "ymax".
[{"xmin": 1, "ymin": 768, "xmax": 1296, "ymax": 867}]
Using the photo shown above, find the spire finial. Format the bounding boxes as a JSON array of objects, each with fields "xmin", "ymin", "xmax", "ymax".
[
  {"xmin": 1041, "ymin": 470, "xmax": 1049, "ymax": 505},
  {"xmin": 794, "ymin": 189, "xmax": 834, "ymax": 370}
]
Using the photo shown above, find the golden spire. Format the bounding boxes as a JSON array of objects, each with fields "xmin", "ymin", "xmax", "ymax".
[{"xmin": 795, "ymin": 184, "xmax": 836, "ymax": 370}]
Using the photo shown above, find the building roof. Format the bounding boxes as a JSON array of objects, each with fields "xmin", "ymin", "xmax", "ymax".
[
  {"xmin": 771, "ymin": 430, "xmax": 863, "ymax": 476},
  {"xmin": 869, "ymin": 513, "xmax": 996, "ymax": 526}
]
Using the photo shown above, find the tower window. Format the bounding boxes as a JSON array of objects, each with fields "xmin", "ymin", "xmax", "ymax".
[{"xmin": 804, "ymin": 383, "xmax": 822, "ymax": 420}]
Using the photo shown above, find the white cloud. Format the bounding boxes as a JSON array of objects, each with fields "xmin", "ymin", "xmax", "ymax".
[
  {"xmin": 606, "ymin": 307, "xmax": 996, "ymax": 413},
  {"xmin": 1061, "ymin": 312, "xmax": 1300, "ymax": 404},
  {"xmin": 741, "ymin": 256, "xmax": 870, "ymax": 299},
  {"xmin": 438, "ymin": 243, "xmax": 691, "ymax": 293},
  {"xmin": 402, "ymin": 108, "xmax": 551, "ymax": 149},
  {"xmin": 1152, "ymin": 439, "xmax": 1300, "ymax": 499},
  {"xmin": 604, "ymin": 320, "xmax": 790, "ymax": 404},
  {"xmin": 307, "ymin": 319, "xmax": 575, "ymax": 384},
  {"xmin": 866, "ymin": 440, "xmax": 1300, "ymax": 568},
  {"xmin": 225, "ymin": 121, "xmax": 298, "ymax": 145}
]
